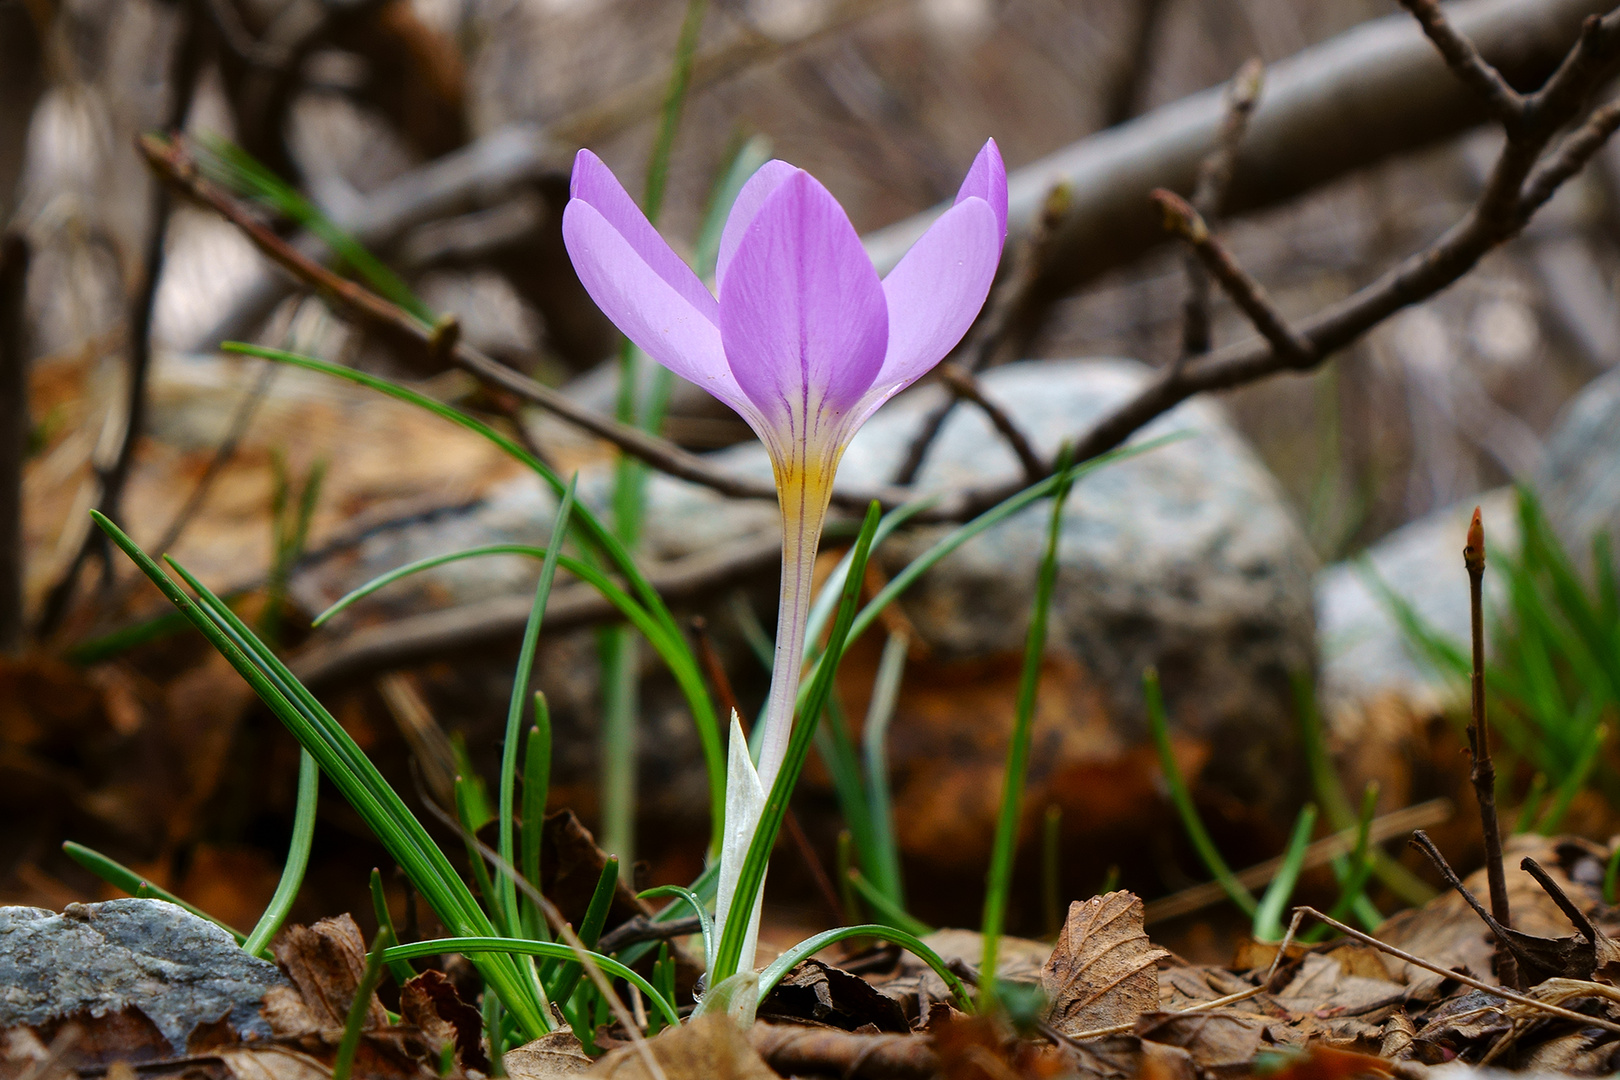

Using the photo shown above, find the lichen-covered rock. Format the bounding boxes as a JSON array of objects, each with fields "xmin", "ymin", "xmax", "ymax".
[{"xmin": 0, "ymin": 899, "xmax": 288, "ymax": 1053}]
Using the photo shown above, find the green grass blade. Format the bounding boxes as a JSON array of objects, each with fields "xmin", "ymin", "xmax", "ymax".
[
  {"xmin": 981, "ymin": 447, "xmax": 1074, "ymax": 1010},
  {"xmin": 813, "ymin": 696, "xmax": 878, "ymax": 886},
  {"xmin": 385, "ymin": 938, "xmax": 679, "ymax": 1029},
  {"xmin": 861, "ymin": 631, "xmax": 910, "ymax": 907},
  {"xmin": 369, "ymin": 868, "xmax": 419, "ymax": 986},
  {"xmin": 331, "ymin": 926, "xmax": 393, "ymax": 1080},
  {"xmin": 639, "ymin": 884, "xmax": 715, "ymax": 973},
  {"xmin": 711, "ymin": 503, "xmax": 883, "ymax": 982},
  {"xmin": 1307, "ymin": 783, "xmax": 1380, "ymax": 942},
  {"xmin": 87, "ymin": 513, "xmax": 547, "ymax": 1038},
  {"xmin": 521, "ymin": 704, "xmax": 551, "ymax": 940},
  {"xmin": 846, "ymin": 868, "xmax": 933, "ymax": 937},
  {"xmin": 242, "ymin": 748, "xmax": 319, "ymax": 957},
  {"xmin": 62, "ymin": 841, "xmax": 245, "ymax": 942},
  {"xmin": 498, "ymin": 480, "xmax": 576, "ymax": 937},
  {"xmin": 1144, "ymin": 667, "xmax": 1257, "ymax": 916},
  {"xmin": 755, "ymin": 925, "xmax": 971, "ymax": 1011},
  {"xmin": 546, "ymin": 857, "xmax": 620, "ymax": 1006},
  {"xmin": 1253, "ymin": 803, "xmax": 1317, "ymax": 942}
]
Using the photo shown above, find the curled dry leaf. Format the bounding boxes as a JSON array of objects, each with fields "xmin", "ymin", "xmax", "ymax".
[
  {"xmin": 504, "ymin": 1030, "xmax": 594, "ymax": 1078},
  {"xmin": 270, "ymin": 915, "xmax": 388, "ymax": 1033},
  {"xmin": 1042, "ymin": 891, "xmax": 1168, "ymax": 1036}
]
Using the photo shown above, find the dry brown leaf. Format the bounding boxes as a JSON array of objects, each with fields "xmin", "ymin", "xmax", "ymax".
[
  {"xmin": 215, "ymin": 1046, "xmax": 335, "ymax": 1080},
  {"xmin": 1042, "ymin": 891, "xmax": 1168, "ymax": 1036},
  {"xmin": 1135, "ymin": 1010, "xmax": 1275, "ymax": 1071},
  {"xmin": 504, "ymin": 1030, "xmax": 594, "ymax": 1078},
  {"xmin": 270, "ymin": 915, "xmax": 388, "ymax": 1032},
  {"xmin": 586, "ymin": 1013, "xmax": 775, "ymax": 1080},
  {"xmin": 1275, "ymin": 954, "xmax": 1405, "ymax": 1019},
  {"xmin": 401, "ymin": 969, "xmax": 489, "ymax": 1073}
]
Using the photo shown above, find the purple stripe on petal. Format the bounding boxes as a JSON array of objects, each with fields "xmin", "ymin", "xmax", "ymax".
[
  {"xmin": 569, "ymin": 149, "xmax": 719, "ymax": 323},
  {"xmin": 872, "ymin": 196, "xmax": 1000, "ymax": 395},
  {"xmin": 954, "ymin": 138, "xmax": 1007, "ymax": 242},
  {"xmin": 719, "ymin": 170, "xmax": 888, "ymax": 435},
  {"xmin": 715, "ymin": 160, "xmax": 797, "ymax": 295},
  {"xmin": 563, "ymin": 200, "xmax": 756, "ymax": 421}
]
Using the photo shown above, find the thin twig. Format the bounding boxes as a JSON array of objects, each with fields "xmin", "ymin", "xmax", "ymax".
[
  {"xmin": 594, "ymin": 914, "xmax": 703, "ymax": 956},
  {"xmin": 0, "ymin": 232, "xmax": 28, "ymax": 654},
  {"xmin": 891, "ymin": 183, "xmax": 1072, "ymax": 487},
  {"xmin": 936, "ymin": 364, "xmax": 1046, "ymax": 484},
  {"xmin": 1151, "ymin": 189, "xmax": 1313, "ymax": 366},
  {"xmin": 1294, "ymin": 905, "xmax": 1620, "ymax": 1034},
  {"xmin": 1464, "ymin": 509, "xmax": 1517, "ymax": 988},
  {"xmin": 1393, "ymin": 0, "xmax": 1524, "ymax": 124},
  {"xmin": 1179, "ymin": 58, "xmax": 1264, "ymax": 365}
]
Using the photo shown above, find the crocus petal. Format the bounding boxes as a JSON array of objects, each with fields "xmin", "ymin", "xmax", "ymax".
[
  {"xmin": 569, "ymin": 149, "xmax": 718, "ymax": 322},
  {"xmin": 954, "ymin": 138, "xmax": 1007, "ymax": 241},
  {"xmin": 563, "ymin": 200, "xmax": 755, "ymax": 419},
  {"xmin": 719, "ymin": 170, "xmax": 889, "ymax": 443},
  {"xmin": 869, "ymin": 196, "xmax": 1001, "ymax": 399},
  {"xmin": 715, "ymin": 160, "xmax": 797, "ymax": 295}
]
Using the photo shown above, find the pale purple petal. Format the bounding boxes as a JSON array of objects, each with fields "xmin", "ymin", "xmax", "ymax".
[
  {"xmin": 719, "ymin": 170, "xmax": 889, "ymax": 436},
  {"xmin": 954, "ymin": 138, "xmax": 1007, "ymax": 242},
  {"xmin": 871, "ymin": 196, "xmax": 1001, "ymax": 397},
  {"xmin": 715, "ymin": 160, "xmax": 796, "ymax": 294},
  {"xmin": 569, "ymin": 149, "xmax": 718, "ymax": 322},
  {"xmin": 563, "ymin": 200, "xmax": 755, "ymax": 418}
]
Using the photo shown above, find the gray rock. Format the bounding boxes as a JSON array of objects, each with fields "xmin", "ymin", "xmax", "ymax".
[
  {"xmin": 1316, "ymin": 489, "xmax": 1516, "ymax": 715},
  {"xmin": 0, "ymin": 900, "xmax": 288, "ymax": 1052},
  {"xmin": 1536, "ymin": 365, "xmax": 1620, "ymax": 555}
]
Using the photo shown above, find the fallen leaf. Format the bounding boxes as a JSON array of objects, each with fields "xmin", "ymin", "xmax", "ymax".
[
  {"xmin": 1275, "ymin": 954, "xmax": 1405, "ymax": 1019},
  {"xmin": 1042, "ymin": 892, "xmax": 1168, "ymax": 1036},
  {"xmin": 402, "ymin": 968, "xmax": 490, "ymax": 1073},
  {"xmin": 1257, "ymin": 1043, "xmax": 1393, "ymax": 1080},
  {"xmin": 1135, "ymin": 1010, "xmax": 1274, "ymax": 1071},
  {"xmin": 215, "ymin": 1045, "xmax": 337, "ymax": 1080},
  {"xmin": 586, "ymin": 1012, "xmax": 775, "ymax": 1079},
  {"xmin": 505, "ymin": 1030, "xmax": 594, "ymax": 1078},
  {"xmin": 761, "ymin": 957, "xmax": 910, "ymax": 1033},
  {"xmin": 270, "ymin": 915, "xmax": 388, "ymax": 1032}
]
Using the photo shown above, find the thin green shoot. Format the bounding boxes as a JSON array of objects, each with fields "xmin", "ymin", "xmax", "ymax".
[
  {"xmin": 520, "ymin": 705, "xmax": 550, "ymax": 941},
  {"xmin": 456, "ymin": 774, "xmax": 503, "ymax": 928},
  {"xmin": 62, "ymin": 841, "xmax": 244, "ymax": 942},
  {"xmin": 861, "ymin": 630, "xmax": 910, "ymax": 907},
  {"xmin": 648, "ymin": 944, "xmax": 676, "ymax": 1036},
  {"xmin": 369, "ymin": 868, "xmax": 418, "ymax": 987},
  {"xmin": 261, "ymin": 452, "xmax": 325, "ymax": 645},
  {"xmin": 981, "ymin": 446, "xmax": 1074, "ymax": 1011},
  {"xmin": 1042, "ymin": 805, "xmax": 1062, "ymax": 939},
  {"xmin": 1292, "ymin": 673, "xmax": 1435, "ymax": 905},
  {"xmin": 710, "ymin": 502, "xmax": 883, "ymax": 982},
  {"xmin": 545, "ymin": 858, "xmax": 620, "ymax": 1008},
  {"xmin": 498, "ymin": 479, "xmax": 575, "ymax": 935},
  {"xmin": 836, "ymin": 830, "xmax": 862, "ymax": 924},
  {"xmin": 755, "ymin": 925, "xmax": 971, "ymax": 1011},
  {"xmin": 1605, "ymin": 843, "xmax": 1620, "ymax": 905},
  {"xmin": 814, "ymin": 697, "xmax": 878, "ymax": 886},
  {"xmin": 332, "ymin": 925, "xmax": 393, "ymax": 1080},
  {"xmin": 483, "ymin": 987, "xmax": 505, "ymax": 1071},
  {"xmin": 89, "ymin": 515, "xmax": 548, "ymax": 1036},
  {"xmin": 1143, "ymin": 667, "xmax": 1257, "ymax": 917},
  {"xmin": 383, "ymin": 938, "xmax": 678, "ymax": 1029},
  {"xmin": 1305, "ymin": 782, "xmax": 1380, "ymax": 942},
  {"xmin": 1253, "ymin": 803, "xmax": 1317, "ymax": 943},
  {"xmin": 639, "ymin": 884, "xmax": 715, "ymax": 974},
  {"xmin": 242, "ymin": 747, "xmax": 318, "ymax": 957},
  {"xmin": 846, "ymin": 868, "xmax": 933, "ymax": 937},
  {"xmin": 1536, "ymin": 721, "xmax": 1608, "ymax": 834}
]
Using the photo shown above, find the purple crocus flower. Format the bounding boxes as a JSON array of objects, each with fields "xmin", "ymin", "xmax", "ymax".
[{"xmin": 563, "ymin": 141, "xmax": 1007, "ymax": 971}]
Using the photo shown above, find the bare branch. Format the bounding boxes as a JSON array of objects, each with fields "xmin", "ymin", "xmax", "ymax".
[
  {"xmin": 1394, "ymin": 0, "xmax": 1524, "ymax": 123},
  {"xmin": 938, "ymin": 364, "xmax": 1048, "ymax": 483},
  {"xmin": 1152, "ymin": 189, "xmax": 1313, "ymax": 366},
  {"xmin": 1519, "ymin": 98, "xmax": 1620, "ymax": 216}
]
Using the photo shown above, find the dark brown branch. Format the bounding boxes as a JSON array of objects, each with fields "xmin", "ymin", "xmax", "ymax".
[
  {"xmin": 1519, "ymin": 98, "xmax": 1620, "ymax": 216},
  {"xmin": 1394, "ymin": 0, "xmax": 1524, "ymax": 123},
  {"xmin": 1464, "ymin": 509, "xmax": 1517, "ymax": 988},
  {"xmin": 936, "ymin": 364, "xmax": 1046, "ymax": 483},
  {"xmin": 1151, "ymin": 189, "xmax": 1313, "ymax": 366},
  {"xmin": 0, "ymin": 232, "xmax": 28, "ymax": 655},
  {"xmin": 593, "ymin": 914, "xmax": 704, "ymax": 955},
  {"xmin": 1180, "ymin": 59, "xmax": 1263, "ymax": 363},
  {"xmin": 137, "ymin": 133, "xmax": 916, "ymax": 518}
]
